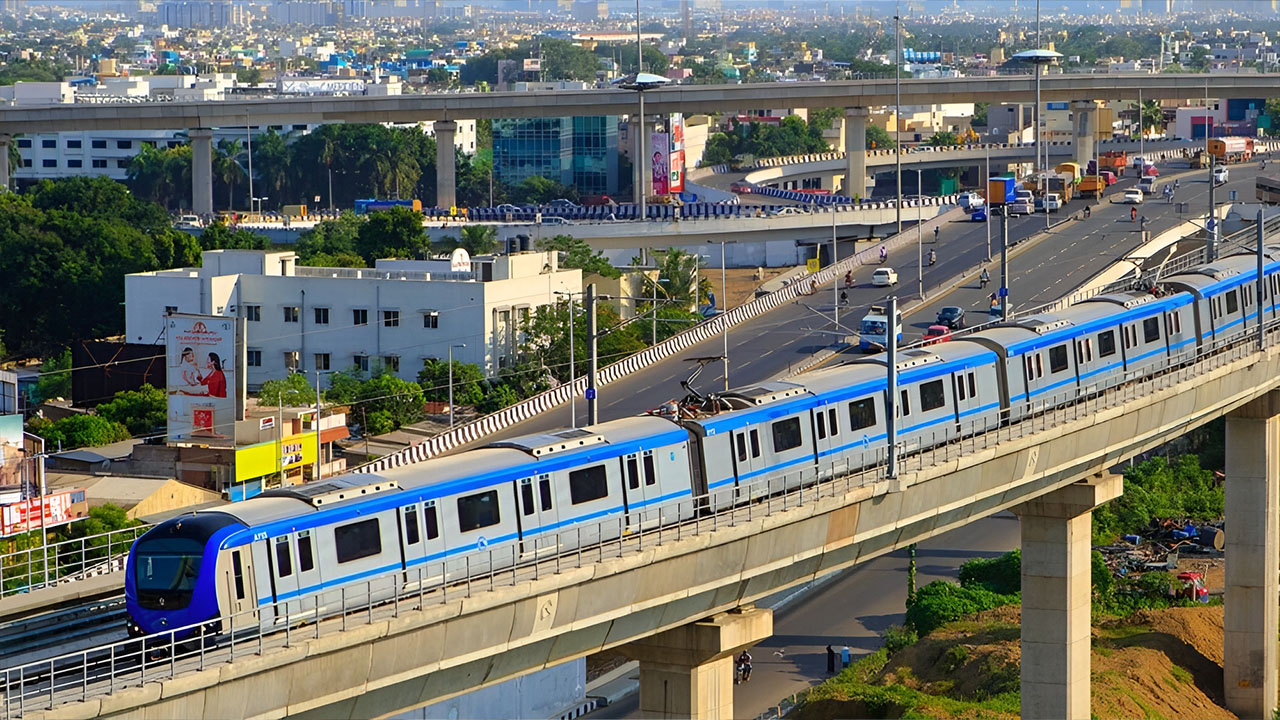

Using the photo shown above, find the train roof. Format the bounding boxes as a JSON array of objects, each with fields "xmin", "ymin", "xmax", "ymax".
[
  {"xmin": 965, "ymin": 302, "xmax": 1118, "ymax": 356},
  {"xmin": 207, "ymin": 495, "xmax": 318, "ymax": 527}
]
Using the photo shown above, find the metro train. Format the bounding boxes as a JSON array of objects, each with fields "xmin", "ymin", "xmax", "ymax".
[{"xmin": 125, "ymin": 243, "xmax": 1280, "ymax": 639}]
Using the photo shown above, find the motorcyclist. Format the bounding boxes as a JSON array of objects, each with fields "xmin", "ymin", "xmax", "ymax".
[
  {"xmin": 879, "ymin": 245, "xmax": 887, "ymax": 264},
  {"xmin": 980, "ymin": 268, "xmax": 990, "ymax": 288},
  {"xmin": 844, "ymin": 270, "xmax": 853, "ymax": 288},
  {"xmin": 928, "ymin": 249, "xmax": 936, "ymax": 266},
  {"xmin": 737, "ymin": 651, "xmax": 753, "ymax": 683}
]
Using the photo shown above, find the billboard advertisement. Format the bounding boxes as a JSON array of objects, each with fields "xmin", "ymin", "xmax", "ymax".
[
  {"xmin": 0, "ymin": 414, "xmax": 22, "ymax": 493},
  {"xmin": 522, "ymin": 58, "xmax": 541, "ymax": 72},
  {"xmin": 669, "ymin": 114, "xmax": 686, "ymax": 194},
  {"xmin": 166, "ymin": 314, "xmax": 237, "ymax": 443},
  {"xmin": 651, "ymin": 132, "xmax": 670, "ymax": 195},
  {"xmin": 1, "ymin": 489, "xmax": 88, "ymax": 537},
  {"xmin": 280, "ymin": 78, "xmax": 367, "ymax": 95}
]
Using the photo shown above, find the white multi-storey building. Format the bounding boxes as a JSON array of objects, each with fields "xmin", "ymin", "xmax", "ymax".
[{"xmin": 125, "ymin": 250, "xmax": 581, "ymax": 387}]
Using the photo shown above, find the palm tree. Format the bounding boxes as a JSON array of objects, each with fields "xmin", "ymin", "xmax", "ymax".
[
  {"xmin": 644, "ymin": 249, "xmax": 711, "ymax": 312},
  {"xmin": 460, "ymin": 224, "xmax": 498, "ymax": 255},
  {"xmin": 215, "ymin": 138, "xmax": 245, "ymax": 211}
]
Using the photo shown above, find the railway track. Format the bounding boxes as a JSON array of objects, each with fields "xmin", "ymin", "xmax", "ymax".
[{"xmin": 0, "ymin": 597, "xmax": 128, "ymax": 668}]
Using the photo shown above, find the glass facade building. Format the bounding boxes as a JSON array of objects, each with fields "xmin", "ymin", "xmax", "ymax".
[{"xmin": 493, "ymin": 116, "xmax": 618, "ymax": 198}]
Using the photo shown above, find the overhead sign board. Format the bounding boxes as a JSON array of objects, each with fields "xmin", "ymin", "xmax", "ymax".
[{"xmin": 280, "ymin": 78, "xmax": 367, "ymax": 95}]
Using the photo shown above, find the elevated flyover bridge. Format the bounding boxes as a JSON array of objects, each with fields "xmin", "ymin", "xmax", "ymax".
[{"xmin": 8, "ymin": 272, "xmax": 1280, "ymax": 719}]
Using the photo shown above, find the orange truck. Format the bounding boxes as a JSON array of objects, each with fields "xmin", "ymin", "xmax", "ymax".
[
  {"xmin": 1208, "ymin": 137, "xmax": 1254, "ymax": 164},
  {"xmin": 1100, "ymin": 151, "xmax": 1127, "ymax": 172},
  {"xmin": 1078, "ymin": 175, "xmax": 1107, "ymax": 199}
]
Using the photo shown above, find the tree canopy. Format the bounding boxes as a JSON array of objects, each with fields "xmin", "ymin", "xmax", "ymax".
[
  {"xmin": 0, "ymin": 177, "xmax": 201, "ymax": 357},
  {"xmin": 536, "ymin": 234, "xmax": 619, "ymax": 278},
  {"xmin": 95, "ymin": 384, "xmax": 166, "ymax": 436}
]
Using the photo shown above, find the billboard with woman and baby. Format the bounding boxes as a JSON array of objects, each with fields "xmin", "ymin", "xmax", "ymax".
[{"xmin": 165, "ymin": 314, "xmax": 241, "ymax": 443}]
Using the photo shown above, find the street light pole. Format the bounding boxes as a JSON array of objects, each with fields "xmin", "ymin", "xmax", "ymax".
[
  {"xmin": 985, "ymin": 143, "xmax": 992, "ymax": 261},
  {"xmin": 832, "ymin": 209, "xmax": 840, "ymax": 329},
  {"xmin": 1001, "ymin": 207, "xmax": 1010, "ymax": 319},
  {"xmin": 556, "ymin": 291, "xmax": 577, "ymax": 427},
  {"xmin": 720, "ymin": 239, "xmax": 729, "ymax": 390},
  {"xmin": 448, "ymin": 343, "xmax": 466, "ymax": 429},
  {"xmin": 895, "ymin": 0, "xmax": 902, "ymax": 234},
  {"xmin": 586, "ymin": 283, "xmax": 599, "ymax": 426},
  {"xmin": 915, "ymin": 169, "xmax": 924, "ymax": 300}
]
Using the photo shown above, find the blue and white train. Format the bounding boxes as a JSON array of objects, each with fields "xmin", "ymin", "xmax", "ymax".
[{"xmin": 125, "ymin": 244, "xmax": 1280, "ymax": 638}]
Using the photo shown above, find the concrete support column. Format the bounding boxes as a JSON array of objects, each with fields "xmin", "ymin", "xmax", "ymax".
[
  {"xmin": 189, "ymin": 128, "xmax": 214, "ymax": 217},
  {"xmin": 622, "ymin": 607, "xmax": 772, "ymax": 720},
  {"xmin": 1072, "ymin": 101, "xmax": 1097, "ymax": 169},
  {"xmin": 843, "ymin": 107, "xmax": 869, "ymax": 198},
  {"xmin": 435, "ymin": 120, "xmax": 457, "ymax": 210},
  {"xmin": 1224, "ymin": 391, "xmax": 1280, "ymax": 720},
  {"xmin": 1014, "ymin": 475, "xmax": 1122, "ymax": 720}
]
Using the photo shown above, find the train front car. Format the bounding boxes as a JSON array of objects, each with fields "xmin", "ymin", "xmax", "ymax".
[{"xmin": 125, "ymin": 513, "xmax": 244, "ymax": 638}]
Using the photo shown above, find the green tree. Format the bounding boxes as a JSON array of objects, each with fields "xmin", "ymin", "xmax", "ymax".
[
  {"xmin": 28, "ymin": 413, "xmax": 131, "ymax": 450},
  {"xmin": 250, "ymin": 129, "xmax": 292, "ymax": 208},
  {"xmin": 126, "ymin": 143, "xmax": 192, "ymax": 210},
  {"xmin": 904, "ymin": 581, "xmax": 1018, "ymax": 636},
  {"xmin": 1137, "ymin": 99, "xmax": 1163, "ymax": 137},
  {"xmin": 928, "ymin": 131, "xmax": 961, "ymax": 147},
  {"xmin": 214, "ymin": 138, "xmax": 246, "ymax": 211},
  {"xmin": 510, "ymin": 175, "xmax": 579, "ymax": 205},
  {"xmin": 1188, "ymin": 46, "xmax": 1210, "ymax": 71},
  {"xmin": 198, "ymin": 222, "xmax": 272, "ymax": 250},
  {"xmin": 295, "ymin": 212, "xmax": 367, "ymax": 267},
  {"xmin": 957, "ymin": 550, "xmax": 1021, "ymax": 595},
  {"xmin": 35, "ymin": 349, "xmax": 72, "ymax": 403},
  {"xmin": 520, "ymin": 300, "xmax": 645, "ymax": 384},
  {"xmin": 355, "ymin": 206, "xmax": 427, "ymax": 262},
  {"xmin": 258, "ymin": 372, "xmax": 320, "ymax": 407},
  {"xmin": 536, "ymin": 234, "xmax": 620, "ymax": 278},
  {"xmin": 478, "ymin": 384, "xmax": 521, "ymax": 413},
  {"xmin": 1092, "ymin": 455, "xmax": 1223, "ymax": 544},
  {"xmin": 354, "ymin": 370, "xmax": 425, "ymax": 434},
  {"xmin": 417, "ymin": 359, "xmax": 485, "ymax": 405},
  {"xmin": 95, "ymin": 384, "xmax": 166, "ymax": 436},
  {"xmin": 235, "ymin": 66, "xmax": 263, "ymax": 84},
  {"xmin": 459, "ymin": 224, "xmax": 498, "ymax": 255},
  {"xmin": 971, "ymin": 102, "xmax": 989, "ymax": 127},
  {"xmin": 647, "ymin": 248, "xmax": 710, "ymax": 311},
  {"xmin": 865, "ymin": 125, "xmax": 895, "ymax": 150},
  {"xmin": 700, "ymin": 133, "xmax": 737, "ymax": 166}
]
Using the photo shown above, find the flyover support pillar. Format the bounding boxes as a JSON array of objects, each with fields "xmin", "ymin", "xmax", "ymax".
[
  {"xmin": 621, "ymin": 607, "xmax": 772, "ymax": 720},
  {"xmin": 435, "ymin": 120, "xmax": 457, "ymax": 210},
  {"xmin": 190, "ymin": 128, "xmax": 214, "ymax": 217},
  {"xmin": 1071, "ymin": 101, "xmax": 1097, "ymax": 170},
  {"xmin": 1013, "ymin": 474, "xmax": 1122, "ymax": 720},
  {"xmin": 1224, "ymin": 390, "xmax": 1280, "ymax": 720},
  {"xmin": 843, "ymin": 107, "xmax": 869, "ymax": 198}
]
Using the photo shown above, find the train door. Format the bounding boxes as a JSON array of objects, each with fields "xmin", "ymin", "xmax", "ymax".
[
  {"xmin": 517, "ymin": 474, "xmax": 560, "ymax": 559},
  {"xmin": 1164, "ymin": 308, "xmax": 1191, "ymax": 365},
  {"xmin": 222, "ymin": 547, "xmax": 258, "ymax": 630},
  {"xmin": 291, "ymin": 530, "xmax": 322, "ymax": 614},
  {"xmin": 399, "ymin": 504, "xmax": 426, "ymax": 584},
  {"xmin": 811, "ymin": 406, "xmax": 837, "ymax": 478},
  {"xmin": 952, "ymin": 369, "xmax": 981, "ymax": 433},
  {"xmin": 730, "ymin": 427, "xmax": 765, "ymax": 501},
  {"xmin": 620, "ymin": 453, "xmax": 652, "ymax": 531},
  {"xmin": 270, "ymin": 535, "xmax": 301, "ymax": 623}
]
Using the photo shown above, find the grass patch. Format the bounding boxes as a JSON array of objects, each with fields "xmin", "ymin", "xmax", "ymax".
[{"xmin": 1169, "ymin": 664, "xmax": 1193, "ymax": 684}]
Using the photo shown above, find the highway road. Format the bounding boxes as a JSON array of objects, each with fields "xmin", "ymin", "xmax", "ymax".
[
  {"xmin": 463, "ymin": 158, "xmax": 1268, "ymax": 448},
  {"xmin": 586, "ymin": 513, "xmax": 1023, "ymax": 720}
]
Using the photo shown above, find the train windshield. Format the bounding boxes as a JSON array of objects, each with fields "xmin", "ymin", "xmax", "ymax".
[{"xmin": 133, "ymin": 513, "xmax": 239, "ymax": 610}]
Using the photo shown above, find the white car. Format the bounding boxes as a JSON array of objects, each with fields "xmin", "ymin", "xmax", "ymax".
[
  {"xmin": 957, "ymin": 192, "xmax": 985, "ymax": 211},
  {"xmin": 1213, "ymin": 167, "xmax": 1229, "ymax": 185},
  {"xmin": 1122, "ymin": 189, "xmax": 1144, "ymax": 204},
  {"xmin": 1007, "ymin": 200, "xmax": 1034, "ymax": 216},
  {"xmin": 176, "ymin": 214, "xmax": 203, "ymax": 228},
  {"xmin": 872, "ymin": 267, "xmax": 899, "ymax": 286},
  {"xmin": 1043, "ymin": 193, "xmax": 1062, "ymax": 212}
]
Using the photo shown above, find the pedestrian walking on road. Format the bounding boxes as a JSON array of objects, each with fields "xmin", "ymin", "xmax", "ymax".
[
  {"xmin": 1131, "ymin": 206, "xmax": 1138, "ymax": 223},
  {"xmin": 933, "ymin": 225, "xmax": 940, "ymax": 243},
  {"xmin": 844, "ymin": 270, "xmax": 852, "ymax": 289},
  {"xmin": 841, "ymin": 644, "xmax": 851, "ymax": 668},
  {"xmin": 826, "ymin": 645, "xmax": 837, "ymax": 674}
]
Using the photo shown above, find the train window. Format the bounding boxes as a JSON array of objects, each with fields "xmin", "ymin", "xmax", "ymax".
[
  {"xmin": 626, "ymin": 456, "xmax": 640, "ymax": 489},
  {"xmin": 749, "ymin": 429, "xmax": 761, "ymax": 458},
  {"xmin": 538, "ymin": 475, "xmax": 553, "ymax": 511},
  {"xmin": 1226, "ymin": 291, "xmax": 1239, "ymax": 315},
  {"xmin": 569, "ymin": 465, "xmax": 609, "ymax": 504},
  {"xmin": 521, "ymin": 478, "xmax": 536, "ymax": 515},
  {"xmin": 816, "ymin": 411, "xmax": 827, "ymax": 439},
  {"xmin": 956, "ymin": 374, "xmax": 967, "ymax": 401},
  {"xmin": 334, "ymin": 518, "xmax": 382, "ymax": 563},
  {"xmin": 828, "ymin": 408, "xmax": 838, "ymax": 435},
  {"xmin": 772, "ymin": 416, "xmax": 803, "ymax": 452},
  {"xmin": 643, "ymin": 451, "xmax": 656, "ymax": 486},
  {"xmin": 275, "ymin": 537, "xmax": 293, "ymax": 578},
  {"xmin": 1098, "ymin": 331, "xmax": 1116, "ymax": 357},
  {"xmin": 297, "ymin": 531, "xmax": 314, "ymax": 573},
  {"xmin": 1143, "ymin": 317, "xmax": 1160, "ymax": 344},
  {"xmin": 849, "ymin": 398, "xmax": 876, "ymax": 430},
  {"xmin": 1036, "ymin": 354, "xmax": 1044, "ymax": 378},
  {"xmin": 232, "ymin": 551, "xmax": 246, "ymax": 600},
  {"xmin": 1049, "ymin": 345, "xmax": 1068, "ymax": 374},
  {"xmin": 900, "ymin": 390, "xmax": 911, "ymax": 416},
  {"xmin": 404, "ymin": 504, "xmax": 421, "ymax": 544},
  {"xmin": 1173, "ymin": 314, "xmax": 1181, "ymax": 334},
  {"xmin": 457, "ymin": 491, "xmax": 501, "ymax": 532},
  {"xmin": 735, "ymin": 434, "xmax": 748, "ymax": 462},
  {"xmin": 919, "ymin": 380, "xmax": 945, "ymax": 412},
  {"xmin": 424, "ymin": 502, "xmax": 440, "ymax": 540}
]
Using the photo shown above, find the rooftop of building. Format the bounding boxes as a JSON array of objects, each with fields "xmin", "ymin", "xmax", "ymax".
[{"xmin": 134, "ymin": 249, "xmax": 567, "ymax": 283}]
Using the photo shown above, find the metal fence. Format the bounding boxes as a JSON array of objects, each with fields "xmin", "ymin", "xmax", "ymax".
[
  {"xmin": 0, "ymin": 526, "xmax": 150, "ymax": 600},
  {"xmin": 4, "ymin": 313, "xmax": 1278, "ymax": 717}
]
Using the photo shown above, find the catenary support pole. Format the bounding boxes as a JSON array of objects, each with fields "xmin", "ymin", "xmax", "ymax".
[
  {"xmin": 586, "ymin": 283, "xmax": 598, "ymax": 426},
  {"xmin": 886, "ymin": 295, "xmax": 898, "ymax": 478}
]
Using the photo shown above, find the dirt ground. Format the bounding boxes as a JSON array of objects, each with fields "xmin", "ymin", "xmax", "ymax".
[
  {"xmin": 829, "ymin": 604, "xmax": 1238, "ymax": 720},
  {"xmin": 710, "ymin": 267, "xmax": 793, "ymax": 309}
]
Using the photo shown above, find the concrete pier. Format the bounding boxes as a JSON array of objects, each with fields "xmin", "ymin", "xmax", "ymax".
[
  {"xmin": 622, "ymin": 607, "xmax": 772, "ymax": 720},
  {"xmin": 190, "ymin": 128, "xmax": 214, "ymax": 216},
  {"xmin": 1014, "ymin": 474, "xmax": 1122, "ymax": 720},
  {"xmin": 435, "ymin": 120, "xmax": 457, "ymax": 210},
  {"xmin": 843, "ymin": 107, "xmax": 869, "ymax": 197},
  {"xmin": 1072, "ymin": 101, "xmax": 1097, "ymax": 170},
  {"xmin": 1224, "ymin": 391, "xmax": 1280, "ymax": 720}
]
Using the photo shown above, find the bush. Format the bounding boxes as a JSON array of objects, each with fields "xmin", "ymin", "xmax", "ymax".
[
  {"xmin": 28, "ymin": 413, "xmax": 130, "ymax": 450},
  {"xmin": 904, "ymin": 581, "xmax": 1019, "ymax": 636},
  {"xmin": 1093, "ymin": 455, "xmax": 1223, "ymax": 543},
  {"xmin": 95, "ymin": 384, "xmax": 166, "ymax": 436},
  {"xmin": 1091, "ymin": 549, "xmax": 1114, "ymax": 599},
  {"xmin": 478, "ymin": 384, "xmax": 520, "ymax": 413},
  {"xmin": 957, "ymin": 550, "xmax": 1021, "ymax": 594},
  {"xmin": 881, "ymin": 624, "xmax": 918, "ymax": 654}
]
